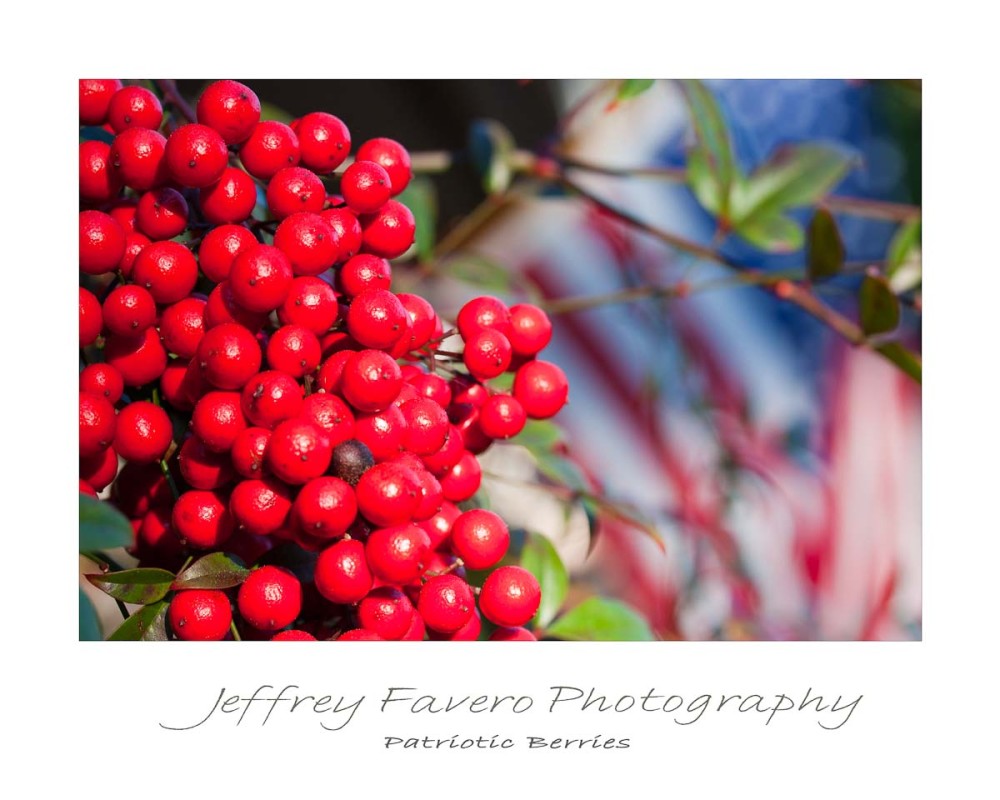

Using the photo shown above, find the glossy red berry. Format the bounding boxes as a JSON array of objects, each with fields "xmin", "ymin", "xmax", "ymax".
[
  {"xmin": 457, "ymin": 295, "xmax": 511, "ymax": 340},
  {"xmin": 80, "ymin": 79, "xmax": 123, "ymax": 125},
  {"xmin": 346, "ymin": 288, "xmax": 407, "ymax": 350},
  {"xmin": 238, "ymin": 565, "xmax": 302, "ymax": 632},
  {"xmin": 169, "ymin": 590, "xmax": 232, "ymax": 641},
  {"xmin": 395, "ymin": 293, "xmax": 438, "ymax": 353},
  {"xmin": 399, "ymin": 398, "xmax": 450, "ymax": 455},
  {"xmin": 113, "ymin": 460, "xmax": 171, "ymax": 518},
  {"xmin": 354, "ymin": 405, "xmax": 407, "ymax": 462},
  {"xmin": 273, "ymin": 212, "xmax": 339, "ymax": 276},
  {"xmin": 338, "ymin": 628, "xmax": 383, "ymax": 641},
  {"xmin": 204, "ymin": 281, "xmax": 269, "ymax": 332},
  {"xmin": 277, "ymin": 276, "xmax": 338, "ymax": 334},
  {"xmin": 315, "ymin": 538, "xmax": 372, "ymax": 604},
  {"xmin": 178, "ymin": 435, "xmax": 235, "ymax": 490},
  {"xmin": 172, "ymin": 490, "xmax": 234, "ymax": 549},
  {"xmin": 160, "ymin": 359, "xmax": 201, "ymax": 411},
  {"xmin": 228, "ymin": 244, "xmax": 294, "ymax": 312},
  {"xmin": 419, "ymin": 574, "xmax": 475, "ymax": 634},
  {"xmin": 463, "ymin": 328, "xmax": 512, "ymax": 380},
  {"xmin": 79, "ymin": 140, "xmax": 121, "ymax": 204},
  {"xmin": 136, "ymin": 187, "xmax": 189, "ymax": 240},
  {"xmin": 80, "ymin": 444, "xmax": 119, "ymax": 493},
  {"xmin": 131, "ymin": 240, "xmax": 199, "ymax": 304},
  {"xmin": 108, "ymin": 127, "xmax": 167, "ymax": 192},
  {"xmin": 103, "ymin": 327, "xmax": 168, "ymax": 387},
  {"xmin": 489, "ymin": 626, "xmax": 537, "ymax": 641},
  {"xmin": 102, "ymin": 284, "xmax": 157, "ymax": 337},
  {"xmin": 239, "ymin": 121, "xmax": 300, "ymax": 180},
  {"xmin": 512, "ymin": 360, "xmax": 569, "ymax": 419},
  {"xmin": 107, "ymin": 85, "xmax": 163, "ymax": 133},
  {"xmin": 337, "ymin": 254, "xmax": 392, "ymax": 298},
  {"xmin": 159, "ymin": 297, "xmax": 207, "ymax": 359},
  {"xmin": 230, "ymin": 427, "xmax": 272, "ymax": 478},
  {"xmin": 478, "ymin": 393, "xmax": 526, "ymax": 439},
  {"xmin": 229, "ymin": 477, "xmax": 292, "ymax": 535},
  {"xmin": 196, "ymin": 322, "xmax": 262, "ymax": 390},
  {"xmin": 356, "ymin": 138, "xmax": 412, "ymax": 196},
  {"xmin": 79, "ymin": 288, "xmax": 103, "ymax": 347},
  {"xmin": 200, "ymin": 167, "xmax": 258, "ymax": 225},
  {"xmin": 439, "ymin": 450, "xmax": 482, "ymax": 502},
  {"xmin": 365, "ymin": 524, "xmax": 429, "ymax": 585},
  {"xmin": 191, "ymin": 391, "xmax": 247, "ymax": 452},
  {"xmin": 272, "ymin": 629, "xmax": 316, "ymax": 641},
  {"xmin": 340, "ymin": 349, "xmax": 403, "ymax": 413},
  {"xmin": 266, "ymin": 419, "xmax": 332, "ymax": 485},
  {"xmin": 293, "ymin": 477, "xmax": 357, "ymax": 539},
  {"xmin": 478, "ymin": 566, "xmax": 541, "ymax": 628},
  {"xmin": 266, "ymin": 325, "xmax": 321, "ymax": 378},
  {"xmin": 296, "ymin": 112, "xmax": 350, "ymax": 173},
  {"xmin": 508, "ymin": 303, "xmax": 553, "ymax": 356},
  {"xmin": 165, "ymin": 123, "xmax": 229, "ymax": 188},
  {"xmin": 80, "ymin": 211, "xmax": 126, "ymax": 275},
  {"xmin": 240, "ymin": 370, "xmax": 303, "ymax": 428},
  {"xmin": 355, "ymin": 462, "xmax": 421, "ymax": 528},
  {"xmin": 450, "ymin": 509, "xmax": 510, "ymax": 570},
  {"xmin": 300, "ymin": 393, "xmax": 356, "ymax": 449},
  {"xmin": 358, "ymin": 587, "xmax": 414, "ymax": 640},
  {"xmin": 407, "ymin": 372, "xmax": 451, "ymax": 407},
  {"xmin": 321, "ymin": 207, "xmax": 362, "ymax": 261},
  {"xmin": 341, "ymin": 161, "xmax": 392, "ymax": 214},
  {"xmin": 196, "ymin": 80, "xmax": 261, "ymax": 144},
  {"xmin": 113, "ymin": 401, "xmax": 172, "ymax": 463},
  {"xmin": 80, "ymin": 392, "xmax": 117, "ymax": 458},
  {"xmin": 118, "ymin": 232, "xmax": 151, "ymax": 278},
  {"xmin": 80, "ymin": 363, "xmax": 124, "ymax": 404},
  {"xmin": 197, "ymin": 226, "xmax": 253, "ymax": 284},
  {"xmin": 266, "ymin": 167, "xmax": 326, "ymax": 219},
  {"xmin": 360, "ymin": 200, "xmax": 415, "ymax": 259}
]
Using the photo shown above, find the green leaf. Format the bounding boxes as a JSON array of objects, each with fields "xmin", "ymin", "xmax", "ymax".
[
  {"xmin": 468, "ymin": 119, "xmax": 516, "ymax": 195},
  {"xmin": 731, "ymin": 144, "xmax": 856, "ymax": 226},
  {"xmin": 546, "ymin": 597, "xmax": 655, "ymax": 642},
  {"xmin": 875, "ymin": 342, "xmax": 922, "ymax": 384},
  {"xmin": 679, "ymin": 80, "xmax": 736, "ymax": 219},
  {"xmin": 444, "ymin": 256, "xmax": 512, "ymax": 294},
  {"xmin": 580, "ymin": 496, "xmax": 601, "ymax": 556},
  {"xmin": 533, "ymin": 450, "xmax": 589, "ymax": 493},
  {"xmin": 108, "ymin": 601, "xmax": 169, "ymax": 641},
  {"xmin": 588, "ymin": 496, "xmax": 665, "ymax": 552},
  {"xmin": 511, "ymin": 419, "xmax": 565, "ymax": 450},
  {"xmin": 734, "ymin": 213, "xmax": 804, "ymax": 253},
  {"xmin": 86, "ymin": 568, "xmax": 175, "ymax": 605},
  {"xmin": 80, "ymin": 126, "xmax": 116, "ymax": 144},
  {"xmin": 886, "ymin": 220, "xmax": 922, "ymax": 294},
  {"xmin": 519, "ymin": 531, "xmax": 569, "ymax": 628},
  {"xmin": 79, "ymin": 588, "xmax": 102, "ymax": 641},
  {"xmin": 396, "ymin": 177, "xmax": 437, "ymax": 263},
  {"xmin": 80, "ymin": 494, "xmax": 133, "ymax": 552},
  {"xmin": 807, "ymin": 209, "xmax": 845, "ymax": 280},
  {"xmin": 258, "ymin": 101, "xmax": 294, "ymax": 124},
  {"xmin": 616, "ymin": 79, "xmax": 655, "ymax": 101},
  {"xmin": 173, "ymin": 553, "xmax": 249, "ymax": 591},
  {"xmin": 859, "ymin": 274, "xmax": 900, "ymax": 336}
]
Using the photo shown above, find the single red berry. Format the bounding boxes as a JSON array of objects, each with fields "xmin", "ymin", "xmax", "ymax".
[
  {"xmin": 429, "ymin": 609, "xmax": 482, "ymax": 641},
  {"xmin": 178, "ymin": 434, "xmax": 235, "ymax": 490},
  {"xmin": 410, "ymin": 468, "xmax": 445, "ymax": 522},
  {"xmin": 131, "ymin": 240, "xmax": 199, "ymax": 304},
  {"xmin": 478, "ymin": 393, "xmax": 526, "ymax": 439},
  {"xmin": 199, "ymin": 166, "xmax": 258, "ymax": 225},
  {"xmin": 463, "ymin": 329, "xmax": 513, "ymax": 380},
  {"xmin": 204, "ymin": 281, "xmax": 269, "ymax": 332},
  {"xmin": 395, "ymin": 293, "xmax": 438, "ymax": 353},
  {"xmin": 79, "ymin": 140, "xmax": 121, "ymax": 204},
  {"xmin": 296, "ymin": 112, "xmax": 350, "ymax": 173},
  {"xmin": 300, "ymin": 393, "xmax": 355, "ymax": 449},
  {"xmin": 228, "ymin": 244, "xmax": 294, "ymax": 312},
  {"xmin": 508, "ymin": 303, "xmax": 553, "ymax": 356},
  {"xmin": 240, "ymin": 370, "xmax": 304, "ymax": 428},
  {"xmin": 457, "ymin": 295, "xmax": 512, "ymax": 340},
  {"xmin": 172, "ymin": 490, "xmax": 234, "ymax": 549},
  {"xmin": 488, "ymin": 626, "xmax": 537, "ymax": 641},
  {"xmin": 420, "ymin": 425, "xmax": 465, "ymax": 476},
  {"xmin": 358, "ymin": 587, "xmax": 414, "ymax": 640},
  {"xmin": 230, "ymin": 427, "xmax": 272, "ymax": 478},
  {"xmin": 266, "ymin": 419, "xmax": 332, "ymax": 485},
  {"xmin": 80, "ymin": 363, "xmax": 124, "ymax": 404},
  {"xmin": 118, "ymin": 232, "xmax": 151, "ymax": 278},
  {"xmin": 135, "ymin": 506, "xmax": 183, "ymax": 561},
  {"xmin": 191, "ymin": 391, "xmax": 247, "ymax": 452},
  {"xmin": 165, "ymin": 123, "xmax": 229, "ymax": 188},
  {"xmin": 407, "ymin": 372, "xmax": 451, "ymax": 407},
  {"xmin": 113, "ymin": 400, "xmax": 172, "ymax": 463},
  {"xmin": 80, "ymin": 211, "xmax": 126, "ymax": 275},
  {"xmin": 238, "ymin": 565, "xmax": 302, "ymax": 632},
  {"xmin": 418, "ymin": 574, "xmax": 475, "ymax": 634},
  {"xmin": 439, "ymin": 450, "xmax": 482, "ymax": 502},
  {"xmin": 197, "ymin": 225, "xmax": 254, "ymax": 284},
  {"xmin": 346, "ymin": 288, "xmax": 408, "ymax": 350},
  {"xmin": 102, "ymin": 284, "xmax": 157, "ymax": 337},
  {"xmin": 273, "ymin": 212, "xmax": 339, "ymax": 276},
  {"xmin": 266, "ymin": 324, "xmax": 321, "ymax": 378},
  {"xmin": 450, "ymin": 509, "xmax": 510, "ymax": 570},
  {"xmin": 355, "ymin": 462, "xmax": 421, "ymax": 528},
  {"xmin": 478, "ymin": 566, "xmax": 541, "ymax": 628},
  {"xmin": 354, "ymin": 405, "xmax": 407, "ymax": 462},
  {"xmin": 239, "ymin": 121, "xmax": 300, "ymax": 180},
  {"xmin": 316, "ymin": 349, "xmax": 354, "ymax": 394},
  {"xmin": 80, "ymin": 392, "xmax": 117, "ymax": 458},
  {"xmin": 103, "ymin": 327, "xmax": 168, "ymax": 387},
  {"xmin": 356, "ymin": 138, "xmax": 412, "ymax": 196},
  {"xmin": 360, "ymin": 200, "xmax": 415, "ymax": 259},
  {"xmin": 272, "ymin": 629, "xmax": 316, "ymax": 641},
  {"xmin": 337, "ymin": 254, "xmax": 392, "ymax": 298},
  {"xmin": 108, "ymin": 127, "xmax": 167, "ymax": 192},
  {"xmin": 107, "ymin": 86, "xmax": 163, "ymax": 133},
  {"xmin": 337, "ymin": 628, "xmax": 383, "ymax": 641},
  {"xmin": 365, "ymin": 524, "xmax": 429, "ymax": 585},
  {"xmin": 321, "ymin": 207, "xmax": 362, "ymax": 261},
  {"xmin": 315, "ymin": 538, "xmax": 372, "ymax": 604},
  {"xmin": 160, "ymin": 359, "xmax": 202, "ymax": 412},
  {"xmin": 417, "ymin": 500, "xmax": 461, "ymax": 550},
  {"xmin": 266, "ymin": 166, "xmax": 326, "ymax": 219},
  {"xmin": 292, "ymin": 476, "xmax": 357, "ymax": 539},
  {"xmin": 512, "ymin": 360, "xmax": 569, "ymax": 419},
  {"xmin": 196, "ymin": 80, "xmax": 261, "ymax": 144},
  {"xmin": 80, "ymin": 444, "xmax": 119, "ymax": 492},
  {"xmin": 80, "ymin": 79, "xmax": 123, "ymax": 125},
  {"xmin": 452, "ymin": 404, "xmax": 492, "ymax": 455},
  {"xmin": 278, "ymin": 276, "xmax": 338, "ymax": 335},
  {"xmin": 229, "ymin": 477, "xmax": 292, "ymax": 535},
  {"xmin": 399, "ymin": 398, "xmax": 449, "ymax": 455},
  {"xmin": 107, "ymin": 200, "xmax": 138, "ymax": 231},
  {"xmin": 169, "ymin": 590, "xmax": 232, "ymax": 641},
  {"xmin": 113, "ymin": 461, "xmax": 171, "ymax": 518},
  {"xmin": 160, "ymin": 297, "xmax": 207, "ymax": 359},
  {"xmin": 134, "ymin": 187, "xmax": 189, "ymax": 240},
  {"xmin": 196, "ymin": 322, "xmax": 262, "ymax": 390},
  {"xmin": 340, "ymin": 349, "xmax": 403, "ymax": 413},
  {"xmin": 79, "ymin": 287, "xmax": 103, "ymax": 347},
  {"xmin": 341, "ymin": 161, "xmax": 392, "ymax": 214}
]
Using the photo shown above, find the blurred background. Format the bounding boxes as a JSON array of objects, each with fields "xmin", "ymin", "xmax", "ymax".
[{"xmin": 172, "ymin": 78, "xmax": 922, "ymax": 641}]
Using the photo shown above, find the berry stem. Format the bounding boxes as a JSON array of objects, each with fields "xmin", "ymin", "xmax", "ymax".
[
  {"xmin": 153, "ymin": 79, "xmax": 196, "ymax": 125},
  {"xmin": 229, "ymin": 621, "xmax": 242, "ymax": 641},
  {"xmin": 159, "ymin": 458, "xmax": 181, "ymax": 501}
]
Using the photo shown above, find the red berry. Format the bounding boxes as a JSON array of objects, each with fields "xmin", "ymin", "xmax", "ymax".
[
  {"xmin": 478, "ymin": 394, "xmax": 526, "ymax": 439},
  {"xmin": 113, "ymin": 401, "xmax": 172, "ymax": 463},
  {"xmin": 293, "ymin": 477, "xmax": 357, "ymax": 539},
  {"xmin": 200, "ymin": 167, "xmax": 258, "ymax": 225},
  {"xmin": 198, "ymin": 224, "xmax": 256, "ymax": 283},
  {"xmin": 80, "ymin": 363, "xmax": 124, "ymax": 404},
  {"xmin": 508, "ymin": 303, "xmax": 553, "ymax": 356},
  {"xmin": 356, "ymin": 138, "xmax": 412, "ymax": 196},
  {"xmin": 273, "ymin": 212, "xmax": 339, "ymax": 276},
  {"xmin": 360, "ymin": 200, "xmax": 415, "ymax": 259},
  {"xmin": 340, "ymin": 349, "xmax": 403, "ymax": 413},
  {"xmin": 108, "ymin": 200, "xmax": 138, "ymax": 232},
  {"xmin": 230, "ymin": 427, "xmax": 271, "ymax": 478},
  {"xmin": 196, "ymin": 322, "xmax": 262, "ymax": 391},
  {"xmin": 79, "ymin": 287, "xmax": 103, "ymax": 347},
  {"xmin": 178, "ymin": 434, "xmax": 235, "ymax": 490},
  {"xmin": 417, "ymin": 501, "xmax": 461, "ymax": 550},
  {"xmin": 316, "ymin": 349, "xmax": 354, "ymax": 394},
  {"xmin": 457, "ymin": 295, "xmax": 511, "ymax": 340},
  {"xmin": 439, "ymin": 450, "xmax": 482, "ymax": 502},
  {"xmin": 346, "ymin": 288, "xmax": 407, "ymax": 350},
  {"xmin": 450, "ymin": 509, "xmax": 510, "ymax": 570},
  {"xmin": 418, "ymin": 574, "xmax": 475, "ymax": 634},
  {"xmin": 321, "ymin": 207, "xmax": 362, "ymax": 261},
  {"xmin": 299, "ymin": 393, "xmax": 355, "ymax": 449},
  {"xmin": 408, "ymin": 372, "xmax": 451, "ymax": 407},
  {"xmin": 119, "ymin": 232, "xmax": 151, "ymax": 278},
  {"xmin": 160, "ymin": 297, "xmax": 207, "ymax": 359},
  {"xmin": 341, "ymin": 161, "xmax": 392, "ymax": 214},
  {"xmin": 196, "ymin": 80, "xmax": 261, "ymax": 145},
  {"xmin": 172, "ymin": 490, "xmax": 234, "ymax": 549},
  {"xmin": 238, "ymin": 565, "xmax": 302, "ymax": 632},
  {"xmin": 338, "ymin": 629, "xmax": 382, "ymax": 641},
  {"xmin": 228, "ymin": 244, "xmax": 294, "ymax": 312},
  {"xmin": 103, "ymin": 327, "xmax": 168, "ymax": 387},
  {"xmin": 395, "ymin": 293, "xmax": 438, "ymax": 353},
  {"xmin": 107, "ymin": 86, "xmax": 163, "ymax": 133},
  {"xmin": 266, "ymin": 419, "xmax": 332, "ymax": 484},
  {"xmin": 80, "ymin": 79, "xmax": 123, "ymax": 125},
  {"xmin": 358, "ymin": 587, "xmax": 414, "ymax": 640},
  {"xmin": 239, "ymin": 121, "xmax": 300, "ymax": 180},
  {"xmin": 278, "ymin": 276, "xmax": 338, "ymax": 335},
  {"xmin": 80, "ymin": 391, "xmax": 117, "ymax": 458},
  {"xmin": 365, "ymin": 524, "xmax": 429, "ymax": 585},
  {"xmin": 113, "ymin": 461, "xmax": 171, "ymax": 518},
  {"xmin": 272, "ymin": 629, "xmax": 316, "ymax": 641},
  {"xmin": 136, "ymin": 187, "xmax": 189, "ymax": 240},
  {"xmin": 296, "ymin": 112, "xmax": 350, "ymax": 173},
  {"xmin": 512, "ymin": 360, "xmax": 569, "ymax": 419},
  {"xmin": 478, "ymin": 566, "xmax": 541, "ymax": 628},
  {"xmin": 266, "ymin": 167, "xmax": 326, "ymax": 219},
  {"xmin": 240, "ymin": 370, "xmax": 304, "ymax": 428},
  {"xmin": 109, "ymin": 128, "xmax": 167, "ymax": 192},
  {"xmin": 131, "ymin": 240, "xmax": 199, "ymax": 304},
  {"xmin": 80, "ymin": 444, "xmax": 119, "ymax": 492},
  {"xmin": 489, "ymin": 626, "xmax": 537, "ymax": 641},
  {"xmin": 169, "ymin": 590, "xmax": 232, "ymax": 641},
  {"xmin": 79, "ymin": 140, "xmax": 121, "ymax": 204},
  {"xmin": 463, "ymin": 329, "xmax": 512, "ymax": 380},
  {"xmin": 266, "ymin": 324, "xmax": 321, "ymax": 378},
  {"xmin": 165, "ymin": 123, "xmax": 229, "ymax": 188},
  {"xmin": 420, "ymin": 425, "xmax": 465, "ymax": 476},
  {"xmin": 80, "ymin": 211, "xmax": 126, "ymax": 275},
  {"xmin": 399, "ymin": 398, "xmax": 449, "ymax": 455},
  {"xmin": 314, "ymin": 538, "xmax": 372, "ymax": 604},
  {"xmin": 159, "ymin": 359, "xmax": 199, "ymax": 411},
  {"xmin": 229, "ymin": 477, "xmax": 292, "ymax": 535},
  {"xmin": 102, "ymin": 284, "xmax": 157, "ymax": 337},
  {"xmin": 355, "ymin": 462, "xmax": 421, "ymax": 527},
  {"xmin": 337, "ymin": 254, "xmax": 392, "ymax": 298},
  {"xmin": 191, "ymin": 391, "xmax": 247, "ymax": 452},
  {"xmin": 429, "ymin": 609, "xmax": 482, "ymax": 641},
  {"xmin": 354, "ymin": 405, "xmax": 407, "ymax": 462}
]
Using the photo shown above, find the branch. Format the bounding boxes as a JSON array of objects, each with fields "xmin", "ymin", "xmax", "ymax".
[{"xmin": 154, "ymin": 79, "xmax": 196, "ymax": 125}]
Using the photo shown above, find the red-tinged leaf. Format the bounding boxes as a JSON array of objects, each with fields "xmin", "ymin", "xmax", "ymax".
[
  {"xmin": 86, "ymin": 568, "xmax": 175, "ymax": 605},
  {"xmin": 108, "ymin": 601, "xmax": 169, "ymax": 641},
  {"xmin": 172, "ymin": 552, "xmax": 249, "ymax": 591}
]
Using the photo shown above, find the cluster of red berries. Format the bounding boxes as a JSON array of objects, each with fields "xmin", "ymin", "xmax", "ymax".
[{"xmin": 79, "ymin": 79, "xmax": 569, "ymax": 642}]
